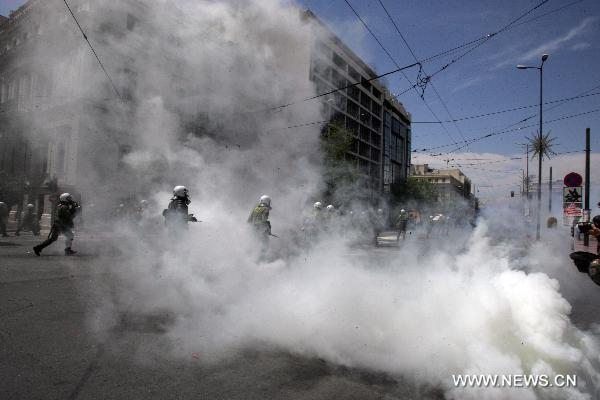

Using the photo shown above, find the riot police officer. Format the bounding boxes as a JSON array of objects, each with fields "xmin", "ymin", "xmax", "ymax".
[
  {"xmin": 33, "ymin": 193, "xmax": 80, "ymax": 256},
  {"xmin": 163, "ymin": 186, "xmax": 194, "ymax": 232},
  {"xmin": 247, "ymin": 195, "xmax": 272, "ymax": 258}
]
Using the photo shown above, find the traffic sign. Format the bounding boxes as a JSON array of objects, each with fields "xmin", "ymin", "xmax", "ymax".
[
  {"xmin": 564, "ymin": 187, "xmax": 583, "ymax": 203},
  {"xmin": 564, "ymin": 202, "xmax": 582, "ymax": 216},
  {"xmin": 564, "ymin": 172, "xmax": 583, "ymax": 187}
]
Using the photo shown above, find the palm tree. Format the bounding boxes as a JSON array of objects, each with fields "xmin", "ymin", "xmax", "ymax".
[{"xmin": 528, "ymin": 131, "xmax": 557, "ymax": 160}]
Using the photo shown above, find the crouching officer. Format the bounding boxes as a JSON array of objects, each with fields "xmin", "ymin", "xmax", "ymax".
[
  {"xmin": 33, "ymin": 193, "xmax": 80, "ymax": 256},
  {"xmin": 247, "ymin": 195, "xmax": 272, "ymax": 257},
  {"xmin": 16, "ymin": 204, "xmax": 41, "ymax": 236}
]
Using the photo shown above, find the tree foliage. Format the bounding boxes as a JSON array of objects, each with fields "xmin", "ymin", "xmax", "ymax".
[
  {"xmin": 528, "ymin": 131, "xmax": 557, "ymax": 160},
  {"xmin": 390, "ymin": 177, "xmax": 438, "ymax": 203},
  {"xmin": 320, "ymin": 123, "xmax": 361, "ymax": 201}
]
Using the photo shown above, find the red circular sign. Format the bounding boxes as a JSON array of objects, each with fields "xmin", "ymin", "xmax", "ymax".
[{"xmin": 564, "ymin": 172, "xmax": 583, "ymax": 187}]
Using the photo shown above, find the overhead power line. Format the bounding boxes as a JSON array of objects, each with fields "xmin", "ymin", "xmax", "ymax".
[
  {"xmin": 343, "ymin": 0, "xmax": 461, "ymax": 151},
  {"xmin": 62, "ymin": 0, "xmax": 121, "ymax": 99},
  {"xmin": 393, "ymin": 0, "xmax": 553, "ymax": 98},
  {"xmin": 412, "ymin": 108, "xmax": 600, "ymax": 154},
  {"xmin": 255, "ymin": 0, "xmax": 554, "ymax": 115},
  {"xmin": 411, "ymin": 92, "xmax": 600, "ymax": 124},
  {"xmin": 375, "ymin": 0, "xmax": 483, "ymax": 179}
]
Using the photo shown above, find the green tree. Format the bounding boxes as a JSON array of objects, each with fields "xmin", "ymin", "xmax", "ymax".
[
  {"xmin": 320, "ymin": 123, "xmax": 361, "ymax": 201},
  {"xmin": 390, "ymin": 177, "xmax": 438, "ymax": 204},
  {"xmin": 528, "ymin": 131, "xmax": 557, "ymax": 160}
]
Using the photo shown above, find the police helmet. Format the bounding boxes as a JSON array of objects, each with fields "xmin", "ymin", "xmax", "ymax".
[
  {"xmin": 59, "ymin": 193, "xmax": 73, "ymax": 202},
  {"xmin": 173, "ymin": 186, "xmax": 188, "ymax": 198},
  {"xmin": 259, "ymin": 195, "xmax": 271, "ymax": 207}
]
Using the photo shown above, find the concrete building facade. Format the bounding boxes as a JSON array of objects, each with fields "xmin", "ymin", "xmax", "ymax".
[
  {"xmin": 303, "ymin": 11, "xmax": 411, "ymax": 199},
  {"xmin": 411, "ymin": 164, "xmax": 473, "ymax": 203}
]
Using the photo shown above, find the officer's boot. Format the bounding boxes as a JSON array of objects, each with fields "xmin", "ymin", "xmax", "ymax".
[
  {"xmin": 64, "ymin": 247, "xmax": 77, "ymax": 256},
  {"xmin": 33, "ymin": 245, "xmax": 43, "ymax": 256}
]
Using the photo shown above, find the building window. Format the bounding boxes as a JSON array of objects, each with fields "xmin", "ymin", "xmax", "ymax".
[
  {"xmin": 346, "ymin": 99, "xmax": 359, "ymax": 118},
  {"xmin": 359, "ymin": 110, "xmax": 370, "ymax": 125},
  {"xmin": 332, "ymin": 52, "xmax": 346, "ymax": 70},
  {"xmin": 348, "ymin": 65, "xmax": 360, "ymax": 83},
  {"xmin": 346, "ymin": 118, "xmax": 358, "ymax": 136},
  {"xmin": 315, "ymin": 41, "xmax": 331, "ymax": 60},
  {"xmin": 371, "ymin": 132, "xmax": 381, "ymax": 147},
  {"xmin": 372, "ymin": 102, "xmax": 381, "ymax": 116},
  {"xmin": 347, "ymin": 85, "xmax": 360, "ymax": 101},
  {"xmin": 360, "ymin": 91, "xmax": 370, "ymax": 109},
  {"xmin": 372, "ymin": 87, "xmax": 381, "ymax": 99},
  {"xmin": 360, "ymin": 125, "xmax": 370, "ymax": 142},
  {"xmin": 372, "ymin": 117, "xmax": 381, "ymax": 132},
  {"xmin": 360, "ymin": 77, "xmax": 372, "ymax": 91}
]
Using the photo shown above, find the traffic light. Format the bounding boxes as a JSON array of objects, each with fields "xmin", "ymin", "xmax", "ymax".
[{"xmin": 510, "ymin": 191, "xmax": 515, "ymax": 198}]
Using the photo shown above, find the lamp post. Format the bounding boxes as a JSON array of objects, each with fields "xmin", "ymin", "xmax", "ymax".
[{"xmin": 517, "ymin": 53, "xmax": 549, "ymax": 240}]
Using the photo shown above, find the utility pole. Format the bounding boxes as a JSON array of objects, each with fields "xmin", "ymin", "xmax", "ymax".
[
  {"xmin": 584, "ymin": 128, "xmax": 591, "ymax": 246},
  {"xmin": 526, "ymin": 144, "xmax": 530, "ymax": 199},
  {"xmin": 549, "ymin": 166, "xmax": 552, "ymax": 213},
  {"xmin": 517, "ymin": 54, "xmax": 548, "ymax": 240}
]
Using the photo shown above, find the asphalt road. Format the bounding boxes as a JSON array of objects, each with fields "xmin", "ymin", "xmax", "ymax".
[
  {"xmin": 2, "ymin": 230, "xmax": 600, "ymax": 400},
  {"xmin": 1, "ymin": 233, "xmax": 444, "ymax": 400}
]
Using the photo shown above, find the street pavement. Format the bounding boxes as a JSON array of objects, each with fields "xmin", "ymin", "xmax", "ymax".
[
  {"xmin": 2, "ymin": 230, "xmax": 600, "ymax": 399},
  {"xmin": 0, "ymin": 233, "xmax": 443, "ymax": 400}
]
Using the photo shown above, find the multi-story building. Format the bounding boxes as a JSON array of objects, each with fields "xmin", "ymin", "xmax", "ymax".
[
  {"xmin": 303, "ymin": 11, "xmax": 412, "ymax": 199},
  {"xmin": 411, "ymin": 164, "xmax": 473, "ymax": 202},
  {"xmin": 0, "ymin": 0, "xmax": 169, "ymax": 217}
]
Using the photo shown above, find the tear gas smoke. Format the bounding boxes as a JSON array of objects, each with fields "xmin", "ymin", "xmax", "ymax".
[{"xmin": 15, "ymin": 0, "xmax": 600, "ymax": 399}]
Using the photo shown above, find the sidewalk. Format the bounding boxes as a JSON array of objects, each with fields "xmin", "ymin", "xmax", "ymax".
[{"xmin": 572, "ymin": 236, "xmax": 599, "ymax": 254}]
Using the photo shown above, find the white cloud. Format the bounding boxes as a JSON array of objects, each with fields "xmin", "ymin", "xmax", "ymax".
[
  {"xmin": 451, "ymin": 75, "xmax": 486, "ymax": 93},
  {"xmin": 494, "ymin": 17, "xmax": 597, "ymax": 69},
  {"xmin": 521, "ymin": 17, "xmax": 596, "ymax": 61},
  {"xmin": 572, "ymin": 42, "xmax": 591, "ymax": 51}
]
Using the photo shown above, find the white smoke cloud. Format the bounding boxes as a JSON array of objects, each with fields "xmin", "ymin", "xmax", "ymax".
[{"xmin": 16, "ymin": 1, "xmax": 600, "ymax": 398}]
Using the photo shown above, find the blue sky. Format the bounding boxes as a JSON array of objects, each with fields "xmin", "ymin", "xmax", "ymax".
[
  {"xmin": 296, "ymin": 0, "xmax": 600, "ymax": 198},
  {"xmin": 3, "ymin": 0, "xmax": 600, "ymax": 199}
]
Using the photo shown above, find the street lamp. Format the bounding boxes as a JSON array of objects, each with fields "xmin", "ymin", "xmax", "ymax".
[{"xmin": 517, "ymin": 53, "xmax": 549, "ymax": 240}]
